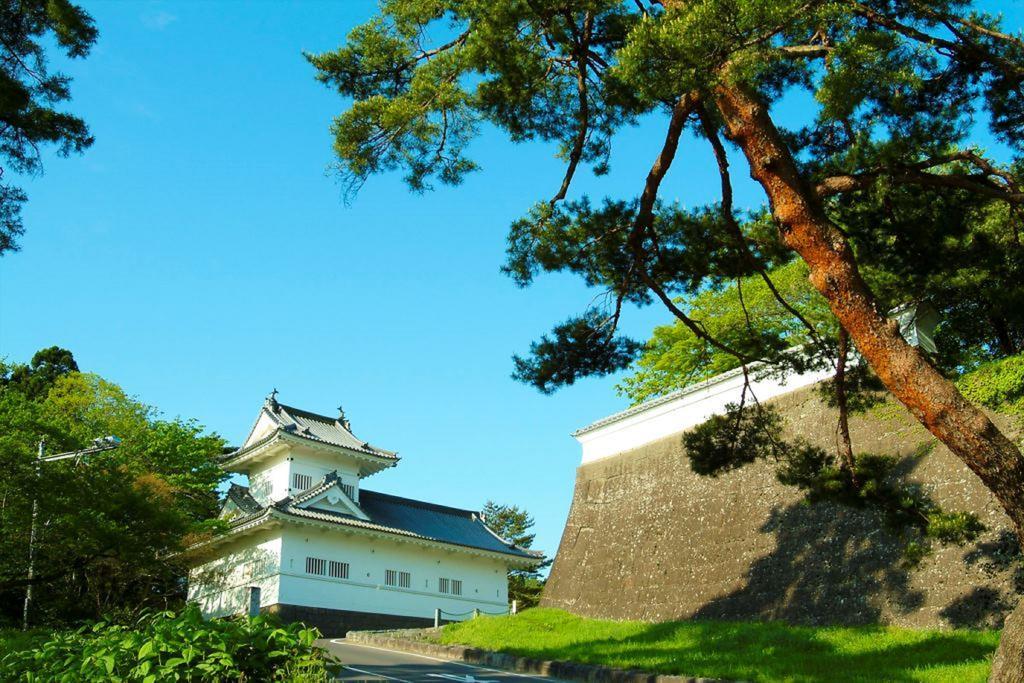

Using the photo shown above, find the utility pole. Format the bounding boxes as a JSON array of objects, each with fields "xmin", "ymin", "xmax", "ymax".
[
  {"xmin": 21, "ymin": 441, "xmax": 42, "ymax": 631},
  {"xmin": 22, "ymin": 436, "xmax": 120, "ymax": 630}
]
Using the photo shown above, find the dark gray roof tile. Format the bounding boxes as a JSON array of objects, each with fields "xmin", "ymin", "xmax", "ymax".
[
  {"xmin": 357, "ymin": 489, "xmax": 541, "ymax": 559},
  {"xmin": 220, "ymin": 398, "xmax": 399, "ymax": 464},
  {"xmin": 271, "ymin": 402, "xmax": 397, "ymax": 458},
  {"xmin": 224, "ymin": 483, "xmax": 264, "ymax": 515},
  {"xmin": 226, "ymin": 472, "xmax": 540, "ymax": 561}
]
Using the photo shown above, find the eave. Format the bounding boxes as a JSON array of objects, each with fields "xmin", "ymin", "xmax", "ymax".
[
  {"xmin": 182, "ymin": 509, "xmax": 281, "ymax": 561},
  {"xmin": 219, "ymin": 430, "xmax": 399, "ymax": 476},
  {"xmin": 184, "ymin": 507, "xmax": 542, "ymax": 569}
]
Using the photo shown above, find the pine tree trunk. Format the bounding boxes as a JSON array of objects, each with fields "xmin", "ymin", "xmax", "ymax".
[
  {"xmin": 712, "ymin": 82, "xmax": 1024, "ymax": 679},
  {"xmin": 991, "ymin": 601, "xmax": 1024, "ymax": 682},
  {"xmin": 835, "ymin": 329, "xmax": 856, "ymax": 476}
]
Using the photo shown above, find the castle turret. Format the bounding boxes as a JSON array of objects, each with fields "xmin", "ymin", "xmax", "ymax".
[{"xmin": 219, "ymin": 392, "xmax": 398, "ymax": 506}]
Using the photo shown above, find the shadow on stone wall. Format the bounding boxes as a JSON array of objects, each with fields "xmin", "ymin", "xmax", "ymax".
[
  {"xmin": 690, "ymin": 454, "xmax": 944, "ymax": 625},
  {"xmin": 940, "ymin": 530, "xmax": 1024, "ymax": 628},
  {"xmin": 543, "ymin": 385, "xmax": 1022, "ymax": 628},
  {"xmin": 689, "ymin": 499, "xmax": 1021, "ymax": 628},
  {"xmin": 692, "ymin": 500, "xmax": 925, "ymax": 626}
]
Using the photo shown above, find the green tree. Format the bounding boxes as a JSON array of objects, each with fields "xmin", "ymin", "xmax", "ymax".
[
  {"xmin": 0, "ymin": 348, "xmax": 226, "ymax": 626},
  {"xmin": 618, "ymin": 259, "xmax": 835, "ymax": 403},
  {"xmin": 482, "ymin": 501, "xmax": 550, "ymax": 609},
  {"xmin": 311, "ymin": 2, "xmax": 1024, "ymax": 676},
  {"xmin": 1, "ymin": 345, "xmax": 79, "ymax": 400},
  {"xmin": 622, "ymin": 185, "xmax": 1024, "ymax": 406},
  {"xmin": 0, "ymin": 0, "xmax": 97, "ymax": 253}
]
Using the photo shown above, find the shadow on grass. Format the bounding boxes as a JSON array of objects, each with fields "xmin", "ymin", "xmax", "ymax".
[{"xmin": 480, "ymin": 618, "xmax": 997, "ymax": 682}]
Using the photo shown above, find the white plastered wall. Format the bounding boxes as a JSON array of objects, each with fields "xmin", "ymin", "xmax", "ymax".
[
  {"xmin": 188, "ymin": 529, "xmax": 282, "ymax": 618},
  {"xmin": 575, "ymin": 363, "xmax": 834, "ymax": 464},
  {"xmin": 247, "ymin": 443, "xmax": 364, "ymax": 504},
  {"xmin": 248, "ymin": 452, "xmax": 287, "ymax": 504},
  {"xmin": 278, "ymin": 525, "xmax": 509, "ymax": 620},
  {"xmin": 285, "ymin": 444, "xmax": 364, "ymax": 501}
]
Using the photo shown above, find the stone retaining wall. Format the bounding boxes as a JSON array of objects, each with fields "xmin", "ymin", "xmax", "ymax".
[
  {"xmin": 264, "ymin": 604, "xmax": 434, "ymax": 637},
  {"xmin": 543, "ymin": 386, "xmax": 1022, "ymax": 628}
]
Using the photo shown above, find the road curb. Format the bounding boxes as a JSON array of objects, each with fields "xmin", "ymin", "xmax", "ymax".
[{"xmin": 344, "ymin": 629, "xmax": 736, "ymax": 683}]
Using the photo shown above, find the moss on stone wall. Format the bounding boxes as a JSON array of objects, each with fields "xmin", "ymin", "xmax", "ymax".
[{"xmin": 542, "ymin": 385, "xmax": 1022, "ymax": 629}]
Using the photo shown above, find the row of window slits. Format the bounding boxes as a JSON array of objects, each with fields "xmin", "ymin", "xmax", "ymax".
[
  {"xmin": 385, "ymin": 569, "xmax": 411, "ymax": 588},
  {"xmin": 291, "ymin": 473, "xmax": 357, "ymax": 500},
  {"xmin": 438, "ymin": 577, "xmax": 463, "ymax": 596},
  {"xmin": 305, "ymin": 558, "xmax": 461, "ymax": 595},
  {"xmin": 305, "ymin": 556, "xmax": 349, "ymax": 579}
]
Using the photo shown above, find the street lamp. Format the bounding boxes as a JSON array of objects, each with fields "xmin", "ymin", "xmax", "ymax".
[{"xmin": 22, "ymin": 436, "xmax": 121, "ymax": 630}]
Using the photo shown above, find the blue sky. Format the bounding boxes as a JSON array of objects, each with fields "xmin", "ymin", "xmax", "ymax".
[{"xmin": 1, "ymin": 1, "xmax": 1021, "ymax": 563}]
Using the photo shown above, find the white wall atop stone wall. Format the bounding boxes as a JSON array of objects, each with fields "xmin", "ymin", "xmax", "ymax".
[
  {"xmin": 575, "ymin": 363, "xmax": 834, "ymax": 464},
  {"xmin": 278, "ymin": 526, "xmax": 509, "ymax": 620}
]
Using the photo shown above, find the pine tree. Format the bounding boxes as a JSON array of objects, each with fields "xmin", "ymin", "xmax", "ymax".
[{"xmin": 310, "ymin": 2, "xmax": 1024, "ymax": 676}]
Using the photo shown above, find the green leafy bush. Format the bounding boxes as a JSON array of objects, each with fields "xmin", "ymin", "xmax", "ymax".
[
  {"xmin": 0, "ymin": 629, "xmax": 49, "ymax": 656},
  {"xmin": 957, "ymin": 353, "xmax": 1024, "ymax": 419},
  {"xmin": 0, "ymin": 606, "xmax": 335, "ymax": 682}
]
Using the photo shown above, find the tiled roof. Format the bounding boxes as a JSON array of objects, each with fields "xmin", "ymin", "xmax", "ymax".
[
  {"xmin": 221, "ymin": 396, "xmax": 398, "ymax": 463},
  {"xmin": 223, "ymin": 477, "xmax": 542, "ymax": 562},
  {"xmin": 225, "ymin": 483, "xmax": 263, "ymax": 514},
  {"xmin": 270, "ymin": 402, "xmax": 397, "ymax": 458},
  {"xmin": 288, "ymin": 470, "xmax": 346, "ymax": 506},
  {"xmin": 356, "ymin": 490, "xmax": 541, "ymax": 559}
]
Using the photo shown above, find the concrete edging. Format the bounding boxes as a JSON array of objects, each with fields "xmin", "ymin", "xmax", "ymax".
[{"xmin": 344, "ymin": 629, "xmax": 736, "ymax": 683}]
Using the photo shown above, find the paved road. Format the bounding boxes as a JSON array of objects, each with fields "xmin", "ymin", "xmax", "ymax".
[{"xmin": 319, "ymin": 639, "xmax": 566, "ymax": 683}]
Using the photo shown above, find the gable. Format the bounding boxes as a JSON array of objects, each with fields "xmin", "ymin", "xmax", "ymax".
[
  {"xmin": 219, "ymin": 498, "xmax": 246, "ymax": 521},
  {"xmin": 297, "ymin": 482, "xmax": 369, "ymax": 521},
  {"xmin": 244, "ymin": 410, "xmax": 278, "ymax": 448}
]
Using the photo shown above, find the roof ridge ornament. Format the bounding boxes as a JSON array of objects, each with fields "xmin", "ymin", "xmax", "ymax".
[
  {"xmin": 337, "ymin": 405, "xmax": 352, "ymax": 432},
  {"xmin": 267, "ymin": 388, "xmax": 279, "ymax": 412}
]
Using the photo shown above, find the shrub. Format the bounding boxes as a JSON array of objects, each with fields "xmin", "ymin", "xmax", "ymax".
[
  {"xmin": 0, "ymin": 629, "xmax": 49, "ymax": 656},
  {"xmin": 0, "ymin": 605, "xmax": 335, "ymax": 682},
  {"xmin": 958, "ymin": 353, "xmax": 1024, "ymax": 419}
]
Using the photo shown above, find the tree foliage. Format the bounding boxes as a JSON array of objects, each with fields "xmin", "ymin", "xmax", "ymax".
[
  {"xmin": 482, "ymin": 501, "xmax": 550, "ymax": 609},
  {"xmin": 957, "ymin": 352, "xmax": 1024, "ymax": 419},
  {"xmin": 0, "ymin": 348, "xmax": 226, "ymax": 627},
  {"xmin": 313, "ymin": 3, "xmax": 1024, "ymax": 672},
  {"xmin": 618, "ymin": 259, "xmax": 835, "ymax": 403},
  {"xmin": 0, "ymin": 0, "xmax": 97, "ymax": 253},
  {"xmin": 310, "ymin": 0, "xmax": 1023, "ymax": 398},
  {"xmin": 513, "ymin": 310, "xmax": 642, "ymax": 394},
  {"xmin": 1, "ymin": 345, "xmax": 79, "ymax": 400},
  {"xmin": 621, "ymin": 185, "xmax": 1024, "ymax": 405}
]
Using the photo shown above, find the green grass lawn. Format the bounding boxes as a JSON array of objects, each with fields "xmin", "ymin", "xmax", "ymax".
[{"xmin": 437, "ymin": 608, "xmax": 1001, "ymax": 683}]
